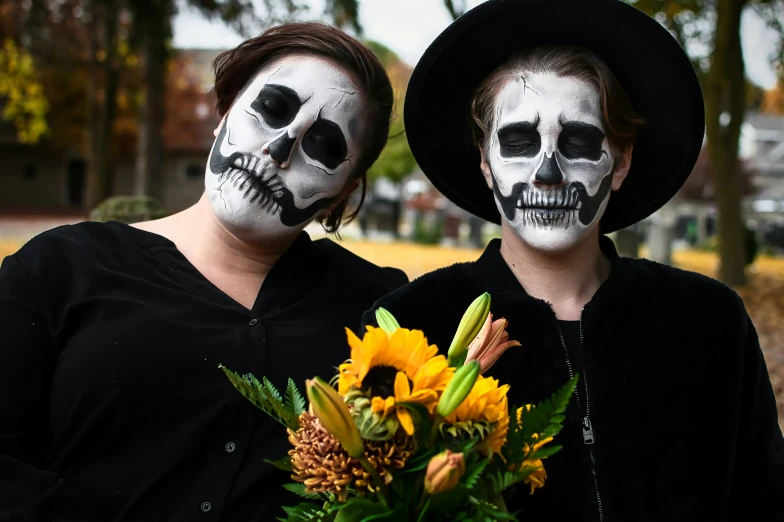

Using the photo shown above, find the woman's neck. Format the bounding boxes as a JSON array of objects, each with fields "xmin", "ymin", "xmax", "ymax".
[
  {"xmin": 499, "ymin": 223, "xmax": 611, "ymax": 321},
  {"xmin": 136, "ymin": 195, "xmax": 296, "ymax": 281}
]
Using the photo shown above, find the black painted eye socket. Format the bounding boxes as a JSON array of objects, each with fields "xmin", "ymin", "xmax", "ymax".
[
  {"xmin": 498, "ymin": 124, "xmax": 541, "ymax": 158},
  {"xmin": 558, "ymin": 122, "xmax": 605, "ymax": 161},
  {"xmin": 250, "ymin": 84, "xmax": 301, "ymax": 129},
  {"xmin": 303, "ymin": 116, "xmax": 348, "ymax": 170}
]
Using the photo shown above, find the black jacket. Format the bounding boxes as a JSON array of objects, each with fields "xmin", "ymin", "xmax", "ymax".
[
  {"xmin": 0, "ymin": 222, "xmax": 407, "ymax": 522},
  {"xmin": 363, "ymin": 237, "xmax": 784, "ymax": 522}
]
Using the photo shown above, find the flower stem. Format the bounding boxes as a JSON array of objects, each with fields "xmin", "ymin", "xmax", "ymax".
[
  {"xmin": 429, "ymin": 415, "xmax": 443, "ymax": 449},
  {"xmin": 358, "ymin": 455, "xmax": 389, "ymax": 507}
]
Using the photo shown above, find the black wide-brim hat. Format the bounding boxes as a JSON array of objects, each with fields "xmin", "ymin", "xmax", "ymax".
[{"xmin": 404, "ymin": 0, "xmax": 705, "ymax": 233}]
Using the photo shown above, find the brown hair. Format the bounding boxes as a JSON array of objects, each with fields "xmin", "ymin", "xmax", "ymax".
[
  {"xmin": 471, "ymin": 45, "xmax": 644, "ymax": 157},
  {"xmin": 212, "ymin": 22, "xmax": 394, "ymax": 234}
]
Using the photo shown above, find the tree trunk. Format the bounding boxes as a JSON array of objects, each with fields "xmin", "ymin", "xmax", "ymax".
[
  {"xmin": 84, "ymin": 0, "xmax": 119, "ymax": 212},
  {"xmin": 98, "ymin": 0, "xmax": 119, "ymax": 203},
  {"xmin": 705, "ymin": 0, "xmax": 747, "ymax": 285},
  {"xmin": 84, "ymin": 3, "xmax": 103, "ymax": 211},
  {"xmin": 133, "ymin": 14, "xmax": 168, "ymax": 202}
]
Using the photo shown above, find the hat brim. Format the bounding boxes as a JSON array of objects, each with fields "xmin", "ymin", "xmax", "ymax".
[{"xmin": 403, "ymin": 0, "xmax": 705, "ymax": 233}]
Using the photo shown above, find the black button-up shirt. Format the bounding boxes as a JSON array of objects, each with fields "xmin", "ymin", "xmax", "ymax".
[{"xmin": 0, "ymin": 221, "xmax": 407, "ymax": 521}]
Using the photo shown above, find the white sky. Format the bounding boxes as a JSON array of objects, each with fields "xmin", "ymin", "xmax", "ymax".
[{"xmin": 173, "ymin": 0, "xmax": 780, "ymax": 89}]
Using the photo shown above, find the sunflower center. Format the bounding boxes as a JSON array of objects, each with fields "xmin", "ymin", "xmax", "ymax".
[{"xmin": 362, "ymin": 365, "xmax": 401, "ymax": 398}]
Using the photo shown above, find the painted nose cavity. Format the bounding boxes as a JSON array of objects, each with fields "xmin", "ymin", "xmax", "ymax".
[
  {"xmin": 534, "ymin": 153, "xmax": 564, "ymax": 186},
  {"xmin": 268, "ymin": 133, "xmax": 296, "ymax": 165}
]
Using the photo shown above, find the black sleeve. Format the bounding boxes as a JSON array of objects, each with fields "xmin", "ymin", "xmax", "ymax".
[
  {"xmin": 727, "ymin": 312, "xmax": 784, "ymax": 521},
  {"xmin": 0, "ymin": 255, "xmax": 62, "ymax": 520},
  {"xmin": 360, "ymin": 305, "xmax": 379, "ymax": 332}
]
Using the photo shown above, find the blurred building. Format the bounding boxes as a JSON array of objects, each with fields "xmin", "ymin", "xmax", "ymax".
[{"xmin": 0, "ymin": 48, "xmax": 223, "ymax": 214}]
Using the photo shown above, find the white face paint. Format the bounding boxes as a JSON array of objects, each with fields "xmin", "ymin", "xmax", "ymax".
[
  {"xmin": 486, "ymin": 72, "xmax": 614, "ymax": 252},
  {"xmin": 205, "ymin": 56, "xmax": 364, "ymax": 241}
]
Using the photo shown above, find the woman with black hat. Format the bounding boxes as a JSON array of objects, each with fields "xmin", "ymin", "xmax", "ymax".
[{"xmin": 363, "ymin": 0, "xmax": 784, "ymax": 519}]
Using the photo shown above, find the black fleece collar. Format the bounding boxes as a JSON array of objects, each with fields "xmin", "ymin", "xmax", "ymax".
[{"xmin": 470, "ymin": 235, "xmax": 628, "ymax": 327}]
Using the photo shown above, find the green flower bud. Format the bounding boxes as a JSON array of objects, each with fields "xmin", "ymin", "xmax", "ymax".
[
  {"xmin": 375, "ymin": 307, "xmax": 401, "ymax": 336},
  {"xmin": 437, "ymin": 361, "xmax": 480, "ymax": 417},
  {"xmin": 306, "ymin": 377, "xmax": 365, "ymax": 458},
  {"xmin": 447, "ymin": 293, "xmax": 491, "ymax": 365}
]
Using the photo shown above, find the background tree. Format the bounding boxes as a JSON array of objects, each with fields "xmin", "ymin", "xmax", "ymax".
[
  {"xmin": 629, "ymin": 0, "xmax": 784, "ymax": 285},
  {"xmin": 366, "ymin": 41, "xmax": 417, "ymax": 185},
  {"xmin": 0, "ymin": 39, "xmax": 49, "ymax": 144}
]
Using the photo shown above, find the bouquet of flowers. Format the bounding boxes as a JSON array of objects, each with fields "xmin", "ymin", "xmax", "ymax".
[{"xmin": 220, "ymin": 293, "xmax": 577, "ymax": 521}]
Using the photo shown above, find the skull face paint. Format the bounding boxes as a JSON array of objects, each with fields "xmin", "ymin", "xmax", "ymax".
[
  {"xmin": 205, "ymin": 56, "xmax": 364, "ymax": 240},
  {"xmin": 486, "ymin": 72, "xmax": 614, "ymax": 252}
]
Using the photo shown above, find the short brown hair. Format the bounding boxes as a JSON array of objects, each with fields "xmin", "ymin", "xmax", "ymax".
[
  {"xmin": 212, "ymin": 22, "xmax": 394, "ymax": 234},
  {"xmin": 471, "ymin": 45, "xmax": 644, "ymax": 157}
]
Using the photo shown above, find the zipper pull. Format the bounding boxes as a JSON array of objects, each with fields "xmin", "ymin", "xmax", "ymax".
[{"xmin": 582, "ymin": 416, "xmax": 595, "ymax": 444}]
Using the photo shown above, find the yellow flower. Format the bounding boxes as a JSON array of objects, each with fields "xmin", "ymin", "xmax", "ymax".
[
  {"xmin": 338, "ymin": 326, "xmax": 453, "ymax": 435},
  {"xmin": 520, "ymin": 459, "xmax": 547, "ymax": 494},
  {"xmin": 444, "ymin": 375, "xmax": 510, "ymax": 454},
  {"xmin": 514, "ymin": 406, "xmax": 554, "ymax": 494}
]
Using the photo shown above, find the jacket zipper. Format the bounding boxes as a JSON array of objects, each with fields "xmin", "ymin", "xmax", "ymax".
[{"xmin": 556, "ymin": 307, "xmax": 604, "ymax": 521}]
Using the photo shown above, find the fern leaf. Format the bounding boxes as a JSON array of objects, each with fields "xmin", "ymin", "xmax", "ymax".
[
  {"xmin": 265, "ymin": 456, "xmax": 293, "ymax": 471},
  {"xmin": 278, "ymin": 501, "xmax": 333, "ymax": 521},
  {"xmin": 461, "ymin": 457, "xmax": 491, "ymax": 490},
  {"xmin": 529, "ymin": 444, "xmax": 562, "ymax": 460},
  {"xmin": 488, "ymin": 470, "xmax": 535, "ymax": 496},
  {"xmin": 220, "ymin": 365, "xmax": 270, "ymax": 413},
  {"xmin": 283, "ymin": 483, "xmax": 322, "ymax": 500},
  {"xmin": 286, "ymin": 378, "xmax": 307, "ymax": 416}
]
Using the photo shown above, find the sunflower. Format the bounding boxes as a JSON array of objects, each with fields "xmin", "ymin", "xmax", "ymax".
[
  {"xmin": 443, "ymin": 375, "xmax": 510, "ymax": 454},
  {"xmin": 338, "ymin": 326, "xmax": 453, "ymax": 435}
]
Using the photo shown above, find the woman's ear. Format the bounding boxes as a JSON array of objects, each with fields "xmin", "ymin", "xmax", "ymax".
[
  {"xmin": 213, "ymin": 114, "xmax": 228, "ymax": 138},
  {"xmin": 479, "ymin": 146, "xmax": 494, "ymax": 190},
  {"xmin": 612, "ymin": 145, "xmax": 633, "ymax": 191}
]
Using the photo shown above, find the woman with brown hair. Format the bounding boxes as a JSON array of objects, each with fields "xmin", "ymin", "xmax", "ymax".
[
  {"xmin": 365, "ymin": 0, "xmax": 783, "ymax": 520},
  {"xmin": 0, "ymin": 23, "xmax": 406, "ymax": 521}
]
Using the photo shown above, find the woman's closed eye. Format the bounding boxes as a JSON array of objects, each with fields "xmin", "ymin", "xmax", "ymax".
[
  {"xmin": 303, "ymin": 117, "xmax": 348, "ymax": 170},
  {"xmin": 250, "ymin": 84, "xmax": 301, "ymax": 129},
  {"xmin": 498, "ymin": 125, "xmax": 541, "ymax": 158}
]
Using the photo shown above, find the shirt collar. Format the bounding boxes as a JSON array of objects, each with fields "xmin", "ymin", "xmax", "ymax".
[{"xmin": 471, "ymin": 234, "xmax": 626, "ymax": 311}]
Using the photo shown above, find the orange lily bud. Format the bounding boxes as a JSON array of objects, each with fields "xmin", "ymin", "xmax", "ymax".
[{"xmin": 424, "ymin": 450, "xmax": 465, "ymax": 494}]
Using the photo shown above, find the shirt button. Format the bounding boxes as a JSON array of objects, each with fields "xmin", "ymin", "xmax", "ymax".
[
  {"xmin": 249, "ymin": 318, "xmax": 258, "ymax": 326},
  {"xmin": 201, "ymin": 502, "xmax": 211, "ymax": 512},
  {"xmin": 225, "ymin": 442, "xmax": 236, "ymax": 453}
]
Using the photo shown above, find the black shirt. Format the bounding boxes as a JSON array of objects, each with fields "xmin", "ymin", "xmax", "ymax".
[{"xmin": 0, "ymin": 221, "xmax": 407, "ymax": 522}]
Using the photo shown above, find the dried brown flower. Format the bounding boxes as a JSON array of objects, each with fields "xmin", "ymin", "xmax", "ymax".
[{"xmin": 288, "ymin": 412, "xmax": 415, "ymax": 500}]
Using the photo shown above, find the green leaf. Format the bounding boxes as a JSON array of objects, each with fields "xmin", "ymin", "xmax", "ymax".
[
  {"xmin": 219, "ymin": 365, "xmax": 302, "ymax": 431},
  {"xmin": 529, "ymin": 444, "xmax": 563, "ymax": 460},
  {"xmin": 461, "ymin": 456, "xmax": 491, "ymax": 490},
  {"xmin": 334, "ymin": 498, "xmax": 391, "ymax": 521},
  {"xmin": 265, "ymin": 456, "xmax": 292, "ymax": 471},
  {"xmin": 286, "ymin": 378, "xmax": 307, "ymax": 417},
  {"xmin": 401, "ymin": 447, "xmax": 439, "ymax": 474},
  {"xmin": 503, "ymin": 375, "xmax": 579, "ymax": 467},
  {"xmin": 488, "ymin": 470, "xmax": 529, "ymax": 495},
  {"xmin": 277, "ymin": 501, "xmax": 333, "ymax": 521},
  {"xmin": 283, "ymin": 483, "xmax": 322, "ymax": 500}
]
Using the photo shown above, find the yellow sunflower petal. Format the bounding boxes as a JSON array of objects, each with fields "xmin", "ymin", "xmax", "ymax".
[
  {"xmin": 371, "ymin": 396, "xmax": 387, "ymax": 414},
  {"xmin": 394, "ymin": 371, "xmax": 411, "ymax": 401},
  {"xmin": 384, "ymin": 396, "xmax": 396, "ymax": 415},
  {"xmin": 396, "ymin": 407, "xmax": 415, "ymax": 435}
]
